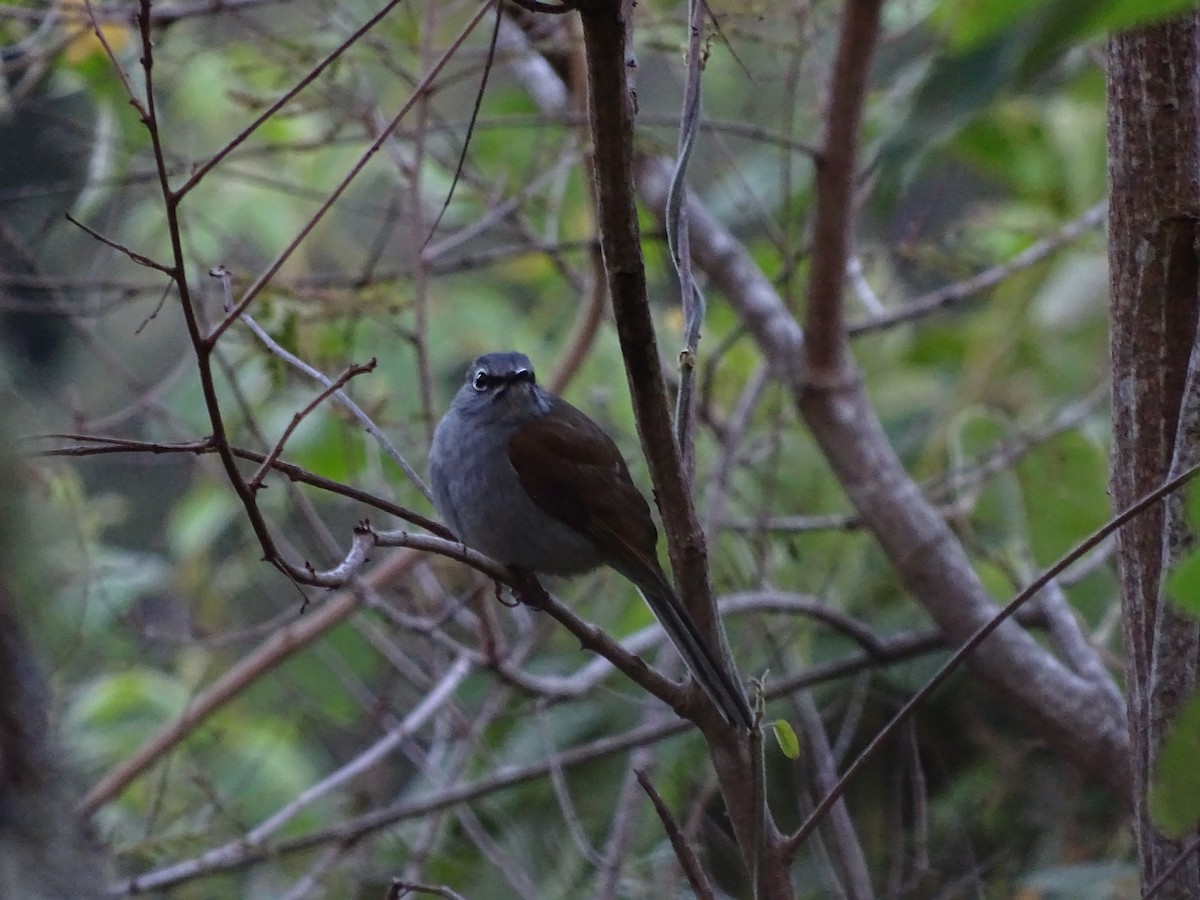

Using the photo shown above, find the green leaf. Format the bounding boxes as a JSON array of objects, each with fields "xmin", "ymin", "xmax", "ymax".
[
  {"xmin": 168, "ymin": 484, "xmax": 240, "ymax": 558},
  {"xmin": 64, "ymin": 669, "xmax": 192, "ymax": 770},
  {"xmin": 1166, "ymin": 549, "xmax": 1200, "ymax": 619},
  {"xmin": 1184, "ymin": 482, "xmax": 1200, "ymax": 535},
  {"xmin": 1016, "ymin": 430, "xmax": 1108, "ymax": 566},
  {"xmin": 52, "ymin": 547, "xmax": 171, "ymax": 634},
  {"xmin": 937, "ymin": 0, "xmax": 1043, "ymax": 50},
  {"xmin": 1150, "ymin": 694, "xmax": 1200, "ymax": 838},
  {"xmin": 773, "ymin": 719, "xmax": 801, "ymax": 760},
  {"xmin": 938, "ymin": 0, "xmax": 1198, "ymax": 52},
  {"xmin": 1084, "ymin": 0, "xmax": 1200, "ymax": 37}
]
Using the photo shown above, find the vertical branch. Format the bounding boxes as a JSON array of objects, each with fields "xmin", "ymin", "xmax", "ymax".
[
  {"xmin": 573, "ymin": 0, "xmax": 715, "ymax": 638},
  {"xmin": 802, "ymin": 0, "xmax": 882, "ymax": 379},
  {"xmin": 573, "ymin": 5, "xmax": 787, "ymax": 896},
  {"xmin": 795, "ymin": 694, "xmax": 874, "ymax": 899},
  {"xmin": 412, "ymin": 0, "xmax": 438, "ymax": 442},
  {"xmin": 128, "ymin": 0, "xmax": 282, "ymax": 567},
  {"xmin": 666, "ymin": 0, "xmax": 708, "ymax": 476},
  {"xmin": 548, "ymin": 18, "xmax": 608, "ymax": 395}
]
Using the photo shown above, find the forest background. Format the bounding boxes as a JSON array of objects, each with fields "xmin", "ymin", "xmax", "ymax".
[{"xmin": 3, "ymin": 0, "xmax": 1200, "ymax": 897}]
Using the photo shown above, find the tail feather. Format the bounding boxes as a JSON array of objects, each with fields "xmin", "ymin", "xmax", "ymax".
[{"xmin": 637, "ymin": 580, "xmax": 754, "ymax": 730}]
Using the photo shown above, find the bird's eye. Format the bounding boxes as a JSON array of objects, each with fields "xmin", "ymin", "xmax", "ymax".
[
  {"xmin": 513, "ymin": 367, "xmax": 533, "ymax": 384},
  {"xmin": 472, "ymin": 370, "xmax": 491, "ymax": 392}
]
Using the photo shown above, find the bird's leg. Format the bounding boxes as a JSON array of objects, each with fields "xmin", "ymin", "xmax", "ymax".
[{"xmin": 507, "ymin": 567, "xmax": 551, "ymax": 610}]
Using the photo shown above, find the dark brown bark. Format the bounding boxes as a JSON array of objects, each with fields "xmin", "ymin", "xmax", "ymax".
[
  {"xmin": 574, "ymin": 3, "xmax": 795, "ymax": 896},
  {"xmin": 1109, "ymin": 14, "xmax": 1200, "ymax": 896}
]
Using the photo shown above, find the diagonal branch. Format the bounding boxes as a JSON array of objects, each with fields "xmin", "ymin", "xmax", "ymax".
[{"xmin": 638, "ymin": 150, "xmax": 1131, "ymax": 794}]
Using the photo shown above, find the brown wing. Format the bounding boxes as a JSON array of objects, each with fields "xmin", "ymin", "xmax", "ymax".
[
  {"xmin": 508, "ymin": 397, "xmax": 662, "ymax": 577},
  {"xmin": 512, "ymin": 400, "xmax": 754, "ymax": 729}
]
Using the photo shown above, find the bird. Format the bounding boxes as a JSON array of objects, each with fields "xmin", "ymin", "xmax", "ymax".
[{"xmin": 428, "ymin": 351, "xmax": 753, "ymax": 729}]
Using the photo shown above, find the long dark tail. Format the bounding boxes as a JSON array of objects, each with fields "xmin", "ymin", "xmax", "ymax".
[{"xmin": 637, "ymin": 578, "xmax": 754, "ymax": 730}]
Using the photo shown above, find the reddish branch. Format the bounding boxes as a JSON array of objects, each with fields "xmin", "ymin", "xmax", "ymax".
[{"xmin": 803, "ymin": 0, "xmax": 883, "ymax": 379}]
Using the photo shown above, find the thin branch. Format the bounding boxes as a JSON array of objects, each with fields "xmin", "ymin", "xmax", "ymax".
[
  {"xmin": 207, "ymin": 0, "xmax": 497, "ymax": 346},
  {"xmin": 636, "ymin": 769, "xmax": 718, "ymax": 900},
  {"xmin": 63, "ymin": 213, "xmax": 173, "ymax": 275},
  {"xmin": 34, "ymin": 433, "xmax": 448, "ymax": 536},
  {"xmin": 795, "ymin": 695, "xmax": 874, "ymax": 899},
  {"xmin": 666, "ymin": 0, "xmax": 709, "ymax": 475},
  {"xmin": 784, "ymin": 460, "xmax": 1200, "ymax": 858},
  {"xmin": 81, "ymin": 0, "xmax": 141, "ymax": 113},
  {"xmin": 112, "ymin": 633, "xmax": 942, "ymax": 891},
  {"xmin": 246, "ymin": 358, "xmax": 378, "ymax": 491},
  {"xmin": 848, "ymin": 201, "xmax": 1108, "ymax": 336},
  {"xmin": 718, "ymin": 592, "xmax": 887, "ymax": 656},
  {"xmin": 421, "ymin": 2, "xmax": 504, "ymax": 247},
  {"xmin": 548, "ymin": 23, "xmax": 607, "ymax": 395},
  {"xmin": 173, "ymin": 0, "xmax": 411, "ymax": 198}
]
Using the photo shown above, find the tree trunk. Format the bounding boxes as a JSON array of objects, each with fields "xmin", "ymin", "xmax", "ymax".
[{"xmin": 1108, "ymin": 14, "xmax": 1200, "ymax": 896}]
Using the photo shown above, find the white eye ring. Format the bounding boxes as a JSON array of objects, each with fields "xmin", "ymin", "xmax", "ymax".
[{"xmin": 472, "ymin": 370, "xmax": 490, "ymax": 392}]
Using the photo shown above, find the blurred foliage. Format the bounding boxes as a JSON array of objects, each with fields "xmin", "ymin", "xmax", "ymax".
[
  {"xmin": 1149, "ymin": 694, "xmax": 1200, "ymax": 840},
  {"xmin": 0, "ymin": 0, "xmax": 1168, "ymax": 896}
]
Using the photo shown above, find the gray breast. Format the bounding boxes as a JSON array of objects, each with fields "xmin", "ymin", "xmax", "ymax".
[{"xmin": 430, "ymin": 408, "xmax": 603, "ymax": 575}]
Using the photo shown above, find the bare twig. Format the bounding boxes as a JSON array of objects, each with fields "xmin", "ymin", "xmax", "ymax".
[
  {"xmin": 636, "ymin": 769, "xmax": 718, "ymax": 900},
  {"xmin": 666, "ymin": 0, "xmax": 709, "ymax": 475},
  {"xmin": 785, "ymin": 461, "xmax": 1200, "ymax": 858},
  {"xmin": 111, "ymin": 631, "xmax": 943, "ymax": 891},
  {"xmin": 795, "ymin": 695, "xmax": 874, "ymax": 899},
  {"xmin": 209, "ymin": 0, "xmax": 497, "ymax": 345},
  {"xmin": 35, "ymin": 433, "xmax": 447, "ymax": 535},
  {"xmin": 63, "ymin": 213, "xmax": 173, "ymax": 274},
  {"xmin": 848, "ymin": 202, "xmax": 1108, "ymax": 336},
  {"xmin": 246, "ymin": 358, "xmax": 378, "ymax": 491}
]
